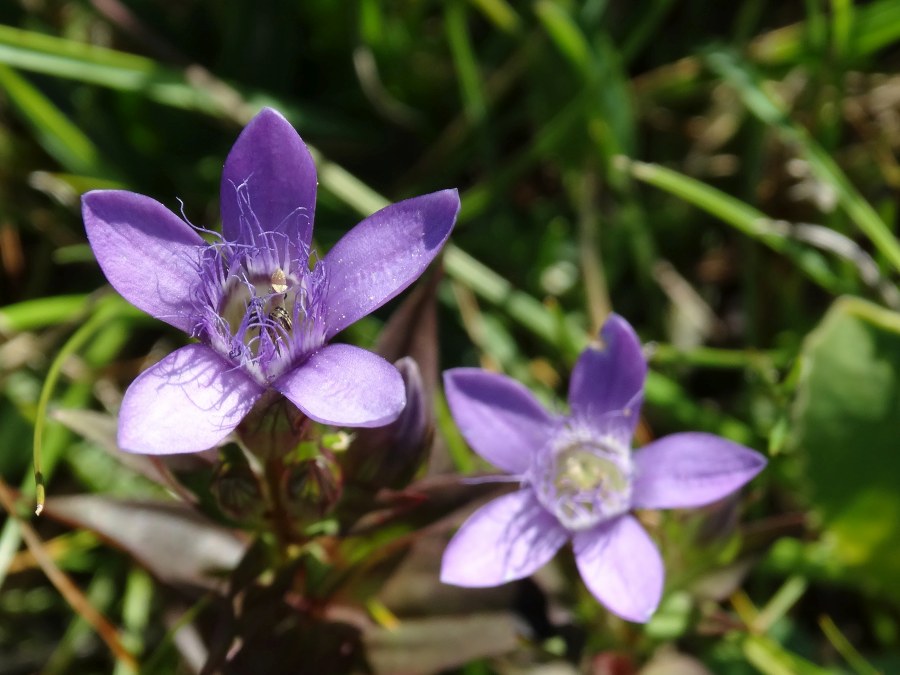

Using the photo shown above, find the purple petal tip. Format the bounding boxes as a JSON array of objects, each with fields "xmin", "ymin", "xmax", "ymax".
[{"xmin": 631, "ymin": 432, "xmax": 768, "ymax": 510}]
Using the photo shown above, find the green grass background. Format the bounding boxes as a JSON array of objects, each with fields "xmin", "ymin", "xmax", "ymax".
[{"xmin": 2, "ymin": 1, "xmax": 900, "ymax": 673}]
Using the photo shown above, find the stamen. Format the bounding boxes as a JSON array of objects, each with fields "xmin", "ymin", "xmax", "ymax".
[{"xmin": 530, "ymin": 426, "xmax": 632, "ymax": 531}]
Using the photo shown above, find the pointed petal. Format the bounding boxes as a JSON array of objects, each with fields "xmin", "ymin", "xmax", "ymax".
[
  {"xmin": 275, "ymin": 343, "xmax": 404, "ymax": 427},
  {"xmin": 573, "ymin": 515, "xmax": 663, "ymax": 623},
  {"xmin": 82, "ymin": 190, "xmax": 204, "ymax": 333},
  {"xmin": 220, "ymin": 108, "xmax": 317, "ymax": 252},
  {"xmin": 118, "ymin": 345, "xmax": 264, "ymax": 454},
  {"xmin": 631, "ymin": 432, "xmax": 767, "ymax": 509},
  {"xmin": 441, "ymin": 489, "xmax": 568, "ymax": 587},
  {"xmin": 323, "ymin": 189, "xmax": 459, "ymax": 338},
  {"xmin": 443, "ymin": 368, "xmax": 558, "ymax": 475},
  {"xmin": 568, "ymin": 314, "xmax": 646, "ymax": 441}
]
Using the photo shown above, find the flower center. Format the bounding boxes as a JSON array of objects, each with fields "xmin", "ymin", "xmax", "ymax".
[
  {"xmin": 192, "ymin": 243, "xmax": 327, "ymax": 385},
  {"xmin": 530, "ymin": 428, "xmax": 632, "ymax": 531}
]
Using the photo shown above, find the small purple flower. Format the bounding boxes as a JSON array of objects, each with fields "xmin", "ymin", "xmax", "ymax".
[
  {"xmin": 440, "ymin": 315, "xmax": 766, "ymax": 622},
  {"xmin": 83, "ymin": 108, "xmax": 459, "ymax": 455}
]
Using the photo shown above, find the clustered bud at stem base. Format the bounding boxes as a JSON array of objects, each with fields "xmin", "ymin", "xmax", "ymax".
[{"xmin": 236, "ymin": 390, "xmax": 310, "ymax": 461}]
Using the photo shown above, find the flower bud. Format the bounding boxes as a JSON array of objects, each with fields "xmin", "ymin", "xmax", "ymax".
[
  {"xmin": 236, "ymin": 390, "xmax": 309, "ymax": 460},
  {"xmin": 282, "ymin": 452, "xmax": 343, "ymax": 522},
  {"xmin": 342, "ymin": 357, "xmax": 433, "ymax": 490},
  {"xmin": 210, "ymin": 444, "xmax": 265, "ymax": 522}
]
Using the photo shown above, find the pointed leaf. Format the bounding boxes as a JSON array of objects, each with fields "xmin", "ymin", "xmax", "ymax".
[
  {"xmin": 41, "ymin": 496, "xmax": 247, "ymax": 591},
  {"xmin": 365, "ymin": 613, "xmax": 520, "ymax": 675}
]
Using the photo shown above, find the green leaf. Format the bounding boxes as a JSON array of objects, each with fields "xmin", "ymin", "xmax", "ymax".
[
  {"xmin": 0, "ymin": 24, "xmax": 333, "ymax": 133},
  {"xmin": 467, "ymin": 0, "xmax": 521, "ymax": 34},
  {"xmin": 744, "ymin": 635, "xmax": 832, "ymax": 675},
  {"xmin": 365, "ymin": 613, "xmax": 520, "ymax": 674},
  {"xmin": 445, "ymin": 0, "xmax": 487, "ymax": 123},
  {"xmin": 792, "ymin": 297, "xmax": 900, "ymax": 597},
  {"xmin": 534, "ymin": 1, "xmax": 592, "ymax": 75},
  {"xmin": 0, "ymin": 65, "xmax": 103, "ymax": 175},
  {"xmin": 0, "ymin": 294, "xmax": 91, "ymax": 333}
]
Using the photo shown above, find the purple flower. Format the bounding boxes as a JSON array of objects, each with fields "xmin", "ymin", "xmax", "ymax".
[
  {"xmin": 83, "ymin": 108, "xmax": 459, "ymax": 455},
  {"xmin": 440, "ymin": 315, "xmax": 766, "ymax": 622}
]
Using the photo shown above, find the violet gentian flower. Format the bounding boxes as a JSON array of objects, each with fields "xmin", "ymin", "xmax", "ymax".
[
  {"xmin": 440, "ymin": 314, "xmax": 766, "ymax": 622},
  {"xmin": 83, "ymin": 108, "xmax": 459, "ymax": 454}
]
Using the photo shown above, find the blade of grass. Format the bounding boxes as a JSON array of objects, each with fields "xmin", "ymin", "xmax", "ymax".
[
  {"xmin": 0, "ymin": 476, "xmax": 137, "ymax": 670},
  {"xmin": 743, "ymin": 635, "xmax": 832, "ymax": 675},
  {"xmin": 113, "ymin": 568, "xmax": 153, "ymax": 675},
  {"xmin": 650, "ymin": 344, "xmax": 790, "ymax": 370},
  {"xmin": 534, "ymin": 0, "xmax": 591, "ymax": 75},
  {"xmin": 446, "ymin": 0, "xmax": 488, "ymax": 124},
  {"xmin": 0, "ymin": 519, "xmax": 22, "ymax": 590},
  {"xmin": 622, "ymin": 157, "xmax": 845, "ymax": 293},
  {"xmin": 0, "ymin": 64, "xmax": 104, "ymax": 175},
  {"xmin": 819, "ymin": 615, "xmax": 880, "ymax": 675},
  {"xmin": 635, "ymin": 0, "xmax": 900, "ymax": 101},
  {"xmin": 754, "ymin": 575, "xmax": 808, "ymax": 633},
  {"xmin": 831, "ymin": 0, "xmax": 856, "ymax": 62},
  {"xmin": 705, "ymin": 47, "xmax": 900, "ymax": 274},
  {"xmin": 141, "ymin": 596, "xmax": 211, "ymax": 673},
  {"xmin": 467, "ymin": 0, "xmax": 521, "ymax": 34},
  {"xmin": 32, "ymin": 295, "xmax": 138, "ymax": 514},
  {"xmin": 619, "ymin": 0, "xmax": 677, "ymax": 64},
  {"xmin": 803, "ymin": 0, "xmax": 829, "ymax": 57},
  {"xmin": 0, "ymin": 294, "xmax": 92, "ymax": 334},
  {"xmin": 43, "ymin": 566, "xmax": 117, "ymax": 675},
  {"xmin": 4, "ymin": 530, "xmax": 98, "ymax": 574},
  {"xmin": 851, "ymin": 0, "xmax": 900, "ymax": 56},
  {"xmin": 567, "ymin": 168, "xmax": 610, "ymax": 334},
  {"xmin": 0, "ymin": 24, "xmax": 332, "ymax": 132},
  {"xmin": 0, "ymin": 26, "xmax": 224, "ymax": 116},
  {"xmin": 445, "ymin": 245, "xmax": 585, "ymax": 356},
  {"xmin": 1, "ymin": 299, "xmax": 137, "ymax": 590}
]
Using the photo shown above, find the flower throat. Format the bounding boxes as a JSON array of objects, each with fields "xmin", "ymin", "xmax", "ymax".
[
  {"xmin": 531, "ymin": 431, "xmax": 633, "ymax": 531},
  {"xmin": 192, "ymin": 227, "xmax": 328, "ymax": 386}
]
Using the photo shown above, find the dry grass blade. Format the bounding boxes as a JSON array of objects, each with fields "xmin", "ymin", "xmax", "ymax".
[{"xmin": 0, "ymin": 476, "xmax": 138, "ymax": 671}]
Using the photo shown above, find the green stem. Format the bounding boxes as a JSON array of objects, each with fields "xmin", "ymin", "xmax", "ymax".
[{"xmin": 33, "ymin": 297, "xmax": 123, "ymax": 515}]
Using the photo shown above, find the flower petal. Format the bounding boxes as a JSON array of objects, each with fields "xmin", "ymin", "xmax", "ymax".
[
  {"xmin": 441, "ymin": 489, "xmax": 568, "ymax": 587},
  {"xmin": 568, "ymin": 314, "xmax": 646, "ymax": 441},
  {"xmin": 118, "ymin": 344, "xmax": 264, "ymax": 454},
  {"xmin": 275, "ymin": 343, "xmax": 404, "ymax": 427},
  {"xmin": 82, "ymin": 190, "xmax": 204, "ymax": 333},
  {"xmin": 323, "ymin": 190, "xmax": 459, "ymax": 339},
  {"xmin": 631, "ymin": 432, "xmax": 767, "ymax": 509},
  {"xmin": 443, "ymin": 368, "xmax": 558, "ymax": 475},
  {"xmin": 220, "ymin": 108, "xmax": 317, "ymax": 252},
  {"xmin": 573, "ymin": 515, "xmax": 663, "ymax": 623}
]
